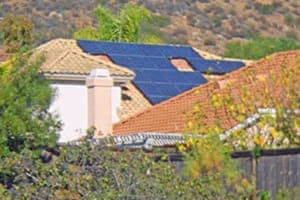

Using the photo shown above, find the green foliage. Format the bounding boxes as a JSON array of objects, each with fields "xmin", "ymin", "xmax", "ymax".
[
  {"xmin": 260, "ymin": 190, "xmax": 270, "ymax": 200},
  {"xmin": 254, "ymin": 3, "xmax": 275, "ymax": 15},
  {"xmin": 180, "ymin": 134, "xmax": 254, "ymax": 199},
  {"xmin": 0, "ymin": 53, "xmax": 61, "ymax": 159},
  {"xmin": 224, "ymin": 36, "xmax": 300, "ymax": 60},
  {"xmin": 277, "ymin": 187, "xmax": 300, "ymax": 200},
  {"xmin": 187, "ymin": 57, "xmax": 300, "ymax": 151},
  {"xmin": 74, "ymin": 3, "xmax": 164, "ymax": 44},
  {"xmin": 0, "ymin": 138, "xmax": 253, "ymax": 199},
  {"xmin": 184, "ymin": 58, "xmax": 299, "ymax": 198},
  {"xmin": 0, "ymin": 14, "xmax": 35, "ymax": 53},
  {"xmin": 212, "ymin": 16, "xmax": 222, "ymax": 27}
]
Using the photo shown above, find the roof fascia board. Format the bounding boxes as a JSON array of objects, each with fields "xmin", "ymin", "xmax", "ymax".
[{"xmin": 44, "ymin": 73, "xmax": 133, "ymax": 84}]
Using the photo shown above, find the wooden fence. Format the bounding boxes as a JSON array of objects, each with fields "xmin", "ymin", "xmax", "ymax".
[
  {"xmin": 166, "ymin": 148, "xmax": 300, "ymax": 197},
  {"xmin": 233, "ymin": 148, "xmax": 300, "ymax": 198}
]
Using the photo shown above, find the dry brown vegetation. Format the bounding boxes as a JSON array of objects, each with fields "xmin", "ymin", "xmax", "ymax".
[{"xmin": 0, "ymin": 0, "xmax": 299, "ymax": 55}]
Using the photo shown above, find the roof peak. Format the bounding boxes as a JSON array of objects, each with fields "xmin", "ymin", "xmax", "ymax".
[{"xmin": 76, "ymin": 39, "xmax": 193, "ymax": 48}]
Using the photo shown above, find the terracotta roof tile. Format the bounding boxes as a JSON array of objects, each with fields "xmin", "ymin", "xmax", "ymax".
[
  {"xmin": 113, "ymin": 50, "xmax": 300, "ymax": 135},
  {"xmin": 32, "ymin": 38, "xmax": 134, "ymax": 78},
  {"xmin": 193, "ymin": 47, "xmax": 253, "ymax": 65},
  {"xmin": 117, "ymin": 83, "xmax": 151, "ymax": 120}
]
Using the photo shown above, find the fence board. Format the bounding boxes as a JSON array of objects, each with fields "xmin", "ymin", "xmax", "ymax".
[{"xmin": 168, "ymin": 148, "xmax": 300, "ymax": 197}]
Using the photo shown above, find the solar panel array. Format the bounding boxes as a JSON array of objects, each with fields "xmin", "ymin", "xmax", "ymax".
[{"xmin": 77, "ymin": 40, "xmax": 245, "ymax": 104}]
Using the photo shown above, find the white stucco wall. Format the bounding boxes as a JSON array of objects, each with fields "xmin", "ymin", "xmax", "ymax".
[
  {"xmin": 50, "ymin": 81, "xmax": 121, "ymax": 142},
  {"xmin": 50, "ymin": 82, "xmax": 87, "ymax": 142}
]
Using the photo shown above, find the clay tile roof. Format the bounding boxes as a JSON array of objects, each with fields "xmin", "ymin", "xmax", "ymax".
[
  {"xmin": 32, "ymin": 38, "xmax": 134, "ymax": 78},
  {"xmin": 113, "ymin": 50, "xmax": 300, "ymax": 135},
  {"xmin": 117, "ymin": 83, "xmax": 152, "ymax": 120},
  {"xmin": 193, "ymin": 48, "xmax": 253, "ymax": 65}
]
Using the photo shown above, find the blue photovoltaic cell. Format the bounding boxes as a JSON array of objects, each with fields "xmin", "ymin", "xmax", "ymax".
[
  {"xmin": 188, "ymin": 59, "xmax": 245, "ymax": 74},
  {"xmin": 77, "ymin": 39, "xmax": 246, "ymax": 104},
  {"xmin": 187, "ymin": 58, "xmax": 210, "ymax": 72},
  {"xmin": 98, "ymin": 42, "xmax": 123, "ymax": 55},
  {"xmin": 78, "ymin": 40, "xmax": 103, "ymax": 54},
  {"xmin": 110, "ymin": 56, "xmax": 132, "ymax": 67},
  {"xmin": 160, "ymin": 46, "xmax": 178, "ymax": 57},
  {"xmin": 150, "ymin": 58, "xmax": 176, "ymax": 71},
  {"xmin": 218, "ymin": 61, "xmax": 244, "ymax": 73},
  {"xmin": 121, "ymin": 44, "xmax": 145, "ymax": 56},
  {"xmin": 142, "ymin": 45, "xmax": 165, "ymax": 57},
  {"xmin": 181, "ymin": 72, "xmax": 208, "ymax": 84},
  {"xmin": 161, "ymin": 71, "xmax": 184, "ymax": 84},
  {"xmin": 156, "ymin": 83, "xmax": 180, "ymax": 97},
  {"xmin": 143, "ymin": 70, "xmax": 164, "ymax": 83},
  {"xmin": 134, "ymin": 70, "xmax": 152, "ymax": 82},
  {"xmin": 175, "ymin": 84, "xmax": 196, "ymax": 92},
  {"xmin": 129, "ymin": 56, "xmax": 155, "ymax": 69},
  {"xmin": 160, "ymin": 46, "xmax": 201, "ymax": 58},
  {"xmin": 135, "ymin": 82, "xmax": 162, "ymax": 96}
]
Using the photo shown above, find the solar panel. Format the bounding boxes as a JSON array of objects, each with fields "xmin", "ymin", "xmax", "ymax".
[
  {"xmin": 135, "ymin": 82, "xmax": 162, "ymax": 96},
  {"xmin": 143, "ymin": 70, "xmax": 165, "ymax": 83},
  {"xmin": 218, "ymin": 60, "xmax": 245, "ymax": 73},
  {"xmin": 77, "ymin": 40, "xmax": 103, "ymax": 54},
  {"xmin": 187, "ymin": 58, "xmax": 210, "ymax": 72},
  {"xmin": 134, "ymin": 70, "xmax": 152, "ymax": 82},
  {"xmin": 175, "ymin": 84, "xmax": 196, "ymax": 92},
  {"xmin": 160, "ymin": 45, "xmax": 201, "ymax": 58},
  {"xmin": 176, "ymin": 47, "xmax": 200, "ymax": 57},
  {"xmin": 110, "ymin": 55, "xmax": 132, "ymax": 67},
  {"xmin": 98, "ymin": 42, "xmax": 123, "ymax": 55},
  {"xmin": 156, "ymin": 83, "xmax": 180, "ymax": 97},
  {"xmin": 142, "ymin": 45, "xmax": 165, "ymax": 57},
  {"xmin": 77, "ymin": 39, "xmax": 246, "ymax": 104},
  {"xmin": 181, "ymin": 72, "xmax": 207, "ymax": 84},
  {"xmin": 129, "ymin": 56, "xmax": 155, "ymax": 70},
  {"xmin": 150, "ymin": 58, "xmax": 176, "ymax": 71},
  {"xmin": 149, "ymin": 96, "xmax": 168, "ymax": 104},
  {"xmin": 121, "ymin": 44, "xmax": 145, "ymax": 56}
]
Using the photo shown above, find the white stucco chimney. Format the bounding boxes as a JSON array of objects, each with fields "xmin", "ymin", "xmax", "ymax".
[{"xmin": 86, "ymin": 68, "xmax": 113, "ymax": 138}]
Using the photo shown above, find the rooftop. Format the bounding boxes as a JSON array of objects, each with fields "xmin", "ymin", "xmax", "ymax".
[
  {"xmin": 33, "ymin": 38, "xmax": 150, "ymax": 119},
  {"xmin": 77, "ymin": 39, "xmax": 246, "ymax": 104},
  {"xmin": 32, "ymin": 39, "xmax": 134, "ymax": 79},
  {"xmin": 113, "ymin": 50, "xmax": 300, "ymax": 135}
]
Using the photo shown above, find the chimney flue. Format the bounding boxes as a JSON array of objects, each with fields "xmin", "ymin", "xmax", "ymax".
[{"xmin": 86, "ymin": 68, "xmax": 113, "ymax": 138}]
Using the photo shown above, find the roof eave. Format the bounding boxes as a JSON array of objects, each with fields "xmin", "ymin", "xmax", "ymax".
[{"xmin": 43, "ymin": 73, "xmax": 134, "ymax": 84}]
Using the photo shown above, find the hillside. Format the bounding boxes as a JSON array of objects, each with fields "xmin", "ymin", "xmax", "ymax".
[{"xmin": 0, "ymin": 0, "xmax": 299, "ymax": 55}]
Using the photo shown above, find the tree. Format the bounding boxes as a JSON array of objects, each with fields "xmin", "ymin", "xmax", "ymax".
[
  {"xmin": 0, "ymin": 53, "xmax": 61, "ymax": 159},
  {"xmin": 0, "ymin": 14, "xmax": 35, "ymax": 53},
  {"xmin": 0, "ymin": 138, "xmax": 252, "ymax": 199},
  {"xmin": 74, "ymin": 3, "xmax": 164, "ymax": 43},
  {"xmin": 224, "ymin": 36, "xmax": 300, "ymax": 60},
  {"xmin": 179, "ymin": 53, "xmax": 299, "ymax": 198},
  {"xmin": 185, "ymin": 59, "xmax": 299, "ymax": 150}
]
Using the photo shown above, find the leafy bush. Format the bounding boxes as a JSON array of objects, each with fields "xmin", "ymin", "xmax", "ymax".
[
  {"xmin": 0, "ymin": 53, "xmax": 61, "ymax": 159},
  {"xmin": 0, "ymin": 14, "xmax": 35, "ymax": 52},
  {"xmin": 254, "ymin": 3, "xmax": 275, "ymax": 15},
  {"xmin": 224, "ymin": 36, "xmax": 300, "ymax": 60},
  {"xmin": 277, "ymin": 187, "xmax": 300, "ymax": 200},
  {"xmin": 74, "ymin": 3, "xmax": 164, "ymax": 44},
  {"xmin": 0, "ymin": 137, "xmax": 253, "ymax": 199}
]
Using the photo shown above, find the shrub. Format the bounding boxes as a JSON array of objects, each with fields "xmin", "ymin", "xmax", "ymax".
[
  {"xmin": 0, "ymin": 139, "xmax": 253, "ymax": 199},
  {"xmin": 224, "ymin": 36, "xmax": 300, "ymax": 60},
  {"xmin": 254, "ymin": 3, "xmax": 275, "ymax": 15}
]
